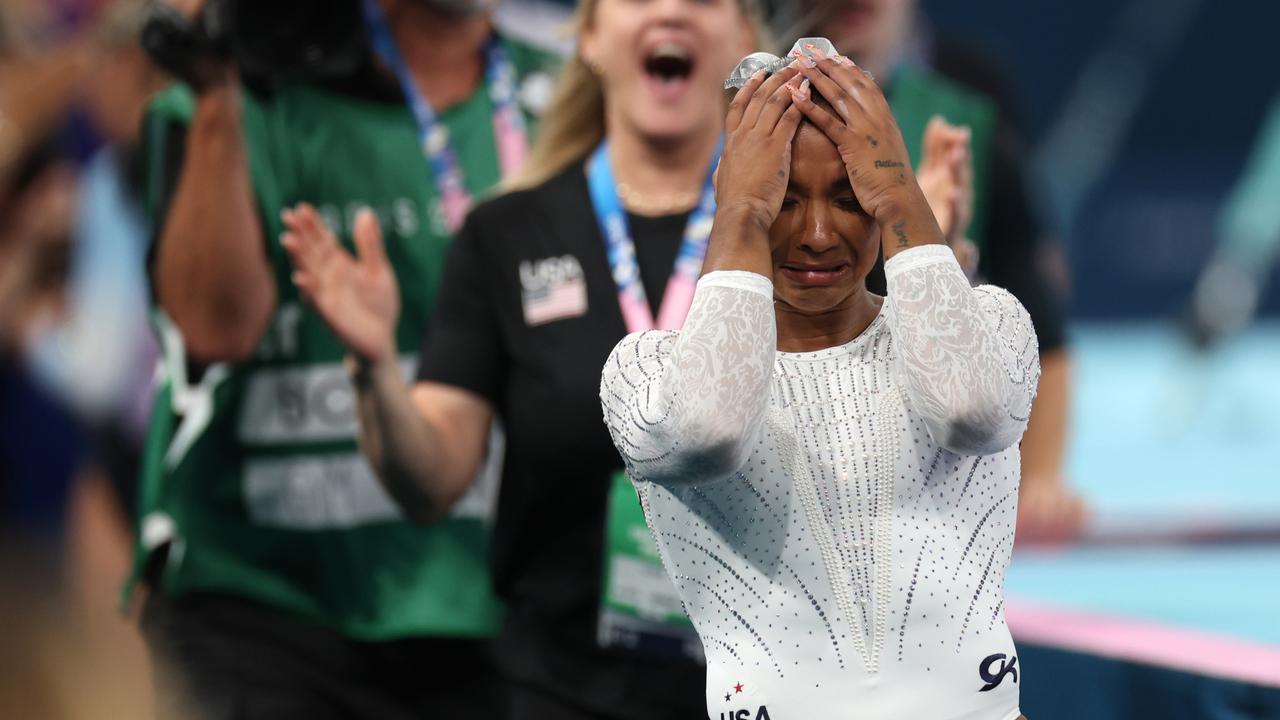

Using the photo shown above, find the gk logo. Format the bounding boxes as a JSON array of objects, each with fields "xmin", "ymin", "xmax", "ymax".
[{"xmin": 978, "ymin": 652, "xmax": 1019, "ymax": 692}]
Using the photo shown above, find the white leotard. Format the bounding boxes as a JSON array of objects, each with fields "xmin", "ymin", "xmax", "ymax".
[{"xmin": 601, "ymin": 245, "xmax": 1038, "ymax": 720}]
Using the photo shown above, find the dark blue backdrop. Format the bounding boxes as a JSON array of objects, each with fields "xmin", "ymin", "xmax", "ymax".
[{"xmin": 927, "ymin": 0, "xmax": 1280, "ymax": 319}]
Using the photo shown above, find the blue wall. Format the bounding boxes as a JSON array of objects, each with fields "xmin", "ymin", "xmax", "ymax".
[{"xmin": 925, "ymin": 0, "xmax": 1280, "ymax": 319}]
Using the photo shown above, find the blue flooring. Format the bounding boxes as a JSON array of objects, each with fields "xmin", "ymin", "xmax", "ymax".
[
  {"xmin": 1006, "ymin": 322, "xmax": 1280, "ymax": 646},
  {"xmin": 1065, "ymin": 322, "xmax": 1280, "ymax": 522}
]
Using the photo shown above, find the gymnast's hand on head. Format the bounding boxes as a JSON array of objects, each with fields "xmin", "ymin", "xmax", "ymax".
[
  {"xmin": 715, "ymin": 64, "xmax": 807, "ymax": 223},
  {"xmin": 788, "ymin": 43, "xmax": 946, "ymax": 259},
  {"xmin": 704, "ymin": 63, "xmax": 805, "ymax": 276}
]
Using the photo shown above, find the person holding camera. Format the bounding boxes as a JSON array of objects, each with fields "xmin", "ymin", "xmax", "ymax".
[{"xmin": 127, "ymin": 1, "xmax": 557, "ymax": 718}]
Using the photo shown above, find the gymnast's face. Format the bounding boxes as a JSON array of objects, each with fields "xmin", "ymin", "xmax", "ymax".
[{"xmin": 769, "ymin": 122, "xmax": 880, "ymax": 315}]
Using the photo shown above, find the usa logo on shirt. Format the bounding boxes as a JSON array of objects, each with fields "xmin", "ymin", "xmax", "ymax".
[
  {"xmin": 719, "ymin": 681, "xmax": 771, "ymax": 720},
  {"xmin": 520, "ymin": 255, "xmax": 588, "ymax": 326}
]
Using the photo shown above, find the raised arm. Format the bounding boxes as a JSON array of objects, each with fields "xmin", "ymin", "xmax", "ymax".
[
  {"xmin": 602, "ymin": 67, "xmax": 806, "ymax": 485},
  {"xmin": 282, "ymin": 205, "xmax": 490, "ymax": 522},
  {"xmin": 601, "ymin": 271, "xmax": 776, "ymax": 485},
  {"xmin": 788, "ymin": 46, "xmax": 1039, "ymax": 456},
  {"xmin": 152, "ymin": 79, "xmax": 276, "ymax": 362},
  {"xmin": 885, "ymin": 245, "xmax": 1040, "ymax": 455}
]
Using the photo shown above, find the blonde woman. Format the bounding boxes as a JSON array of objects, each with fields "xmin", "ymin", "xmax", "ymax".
[{"xmin": 281, "ymin": 0, "xmax": 764, "ymax": 716}]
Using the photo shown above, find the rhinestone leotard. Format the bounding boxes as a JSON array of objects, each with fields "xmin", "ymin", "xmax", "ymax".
[{"xmin": 601, "ymin": 245, "xmax": 1039, "ymax": 719}]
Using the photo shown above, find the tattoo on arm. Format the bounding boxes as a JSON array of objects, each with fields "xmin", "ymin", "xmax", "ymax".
[
  {"xmin": 891, "ymin": 219, "xmax": 908, "ymax": 248},
  {"xmin": 874, "ymin": 160, "xmax": 905, "ymax": 169}
]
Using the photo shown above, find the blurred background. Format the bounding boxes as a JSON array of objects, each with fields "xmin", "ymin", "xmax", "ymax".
[{"xmin": 1, "ymin": 0, "xmax": 1277, "ymax": 717}]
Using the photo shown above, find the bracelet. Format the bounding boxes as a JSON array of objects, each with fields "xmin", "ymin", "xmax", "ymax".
[{"xmin": 345, "ymin": 353, "xmax": 375, "ymax": 386}]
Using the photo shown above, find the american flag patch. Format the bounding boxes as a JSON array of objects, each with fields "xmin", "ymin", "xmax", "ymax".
[{"xmin": 520, "ymin": 255, "xmax": 588, "ymax": 326}]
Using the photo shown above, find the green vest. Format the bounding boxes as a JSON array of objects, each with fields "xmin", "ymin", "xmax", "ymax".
[
  {"xmin": 889, "ymin": 65, "xmax": 998, "ymax": 252},
  {"xmin": 129, "ymin": 39, "xmax": 558, "ymax": 641}
]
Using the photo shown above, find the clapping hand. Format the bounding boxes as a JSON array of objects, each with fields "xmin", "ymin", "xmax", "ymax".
[
  {"xmin": 281, "ymin": 204, "xmax": 400, "ymax": 364},
  {"xmin": 917, "ymin": 116, "xmax": 979, "ymax": 277}
]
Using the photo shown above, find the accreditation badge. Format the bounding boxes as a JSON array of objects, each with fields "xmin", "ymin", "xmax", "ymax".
[{"xmin": 597, "ymin": 470, "xmax": 704, "ymax": 662}]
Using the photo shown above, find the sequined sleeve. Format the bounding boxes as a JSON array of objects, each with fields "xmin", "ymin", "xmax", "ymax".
[
  {"xmin": 600, "ymin": 270, "xmax": 777, "ymax": 485},
  {"xmin": 884, "ymin": 245, "xmax": 1040, "ymax": 455}
]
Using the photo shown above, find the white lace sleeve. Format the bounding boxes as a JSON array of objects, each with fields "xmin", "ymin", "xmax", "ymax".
[
  {"xmin": 884, "ymin": 245, "xmax": 1040, "ymax": 456},
  {"xmin": 600, "ymin": 270, "xmax": 776, "ymax": 485}
]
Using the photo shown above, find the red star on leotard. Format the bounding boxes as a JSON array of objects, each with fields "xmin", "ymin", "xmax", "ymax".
[{"xmin": 734, "ymin": 683, "xmax": 744, "ymax": 693}]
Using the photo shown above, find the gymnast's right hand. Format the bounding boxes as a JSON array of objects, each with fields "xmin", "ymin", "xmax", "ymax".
[
  {"xmin": 715, "ymin": 63, "xmax": 805, "ymax": 229},
  {"xmin": 281, "ymin": 203, "xmax": 400, "ymax": 364}
]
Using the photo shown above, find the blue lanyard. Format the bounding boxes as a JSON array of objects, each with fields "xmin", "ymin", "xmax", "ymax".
[
  {"xmin": 361, "ymin": 0, "xmax": 528, "ymax": 233},
  {"xmin": 587, "ymin": 140, "xmax": 721, "ymax": 333}
]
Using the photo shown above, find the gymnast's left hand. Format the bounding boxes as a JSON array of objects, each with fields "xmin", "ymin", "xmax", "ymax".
[{"xmin": 788, "ymin": 43, "xmax": 925, "ymax": 226}]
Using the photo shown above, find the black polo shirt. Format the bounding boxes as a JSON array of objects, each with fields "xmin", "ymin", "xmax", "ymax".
[{"xmin": 419, "ymin": 162, "xmax": 704, "ymax": 718}]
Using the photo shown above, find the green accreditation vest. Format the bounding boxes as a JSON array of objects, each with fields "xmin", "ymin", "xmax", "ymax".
[
  {"xmin": 129, "ymin": 39, "xmax": 559, "ymax": 641},
  {"xmin": 888, "ymin": 65, "xmax": 998, "ymax": 253}
]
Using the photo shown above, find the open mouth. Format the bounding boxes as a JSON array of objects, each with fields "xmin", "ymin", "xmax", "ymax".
[
  {"xmin": 642, "ymin": 42, "xmax": 696, "ymax": 101},
  {"xmin": 779, "ymin": 262, "xmax": 852, "ymax": 286}
]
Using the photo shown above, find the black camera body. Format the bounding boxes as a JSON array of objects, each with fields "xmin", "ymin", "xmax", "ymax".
[{"xmin": 141, "ymin": 0, "xmax": 368, "ymax": 89}]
